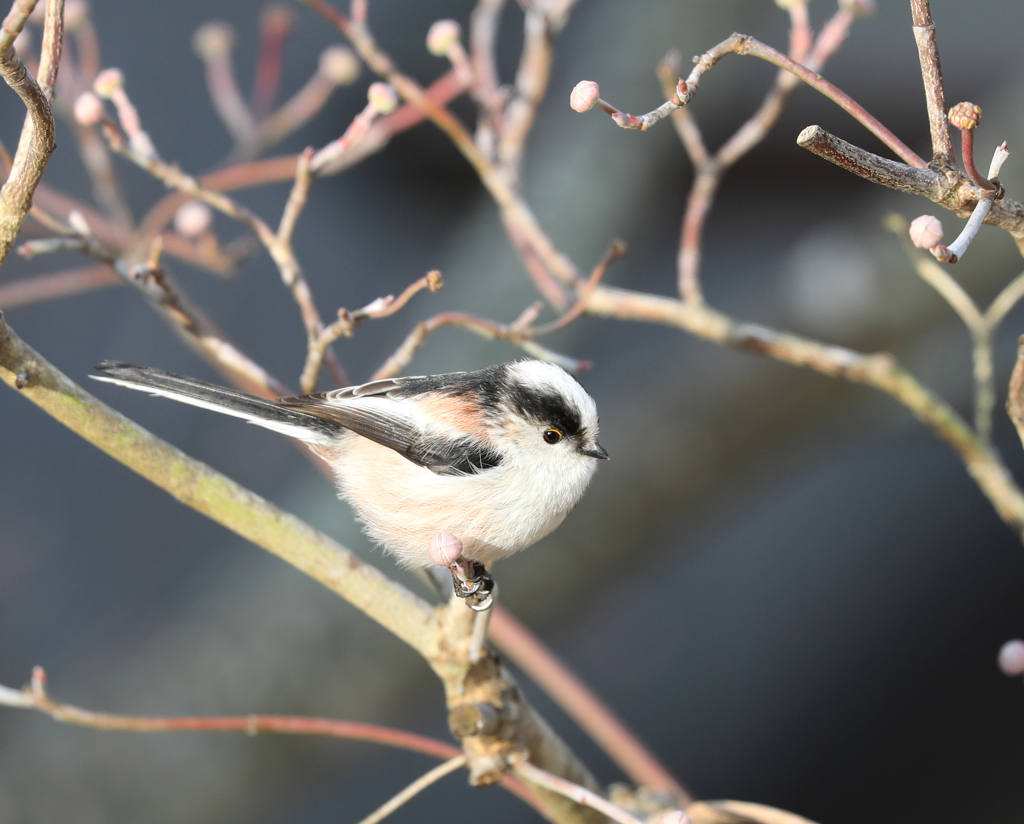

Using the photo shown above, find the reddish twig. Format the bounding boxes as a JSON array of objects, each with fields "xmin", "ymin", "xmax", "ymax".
[
  {"xmin": 581, "ymin": 32, "xmax": 925, "ymax": 170},
  {"xmin": 490, "ymin": 607, "xmax": 691, "ymax": 805},
  {"xmin": 250, "ymin": 5, "xmax": 294, "ymax": 120},
  {"xmin": 0, "ymin": 263, "xmax": 117, "ymax": 308},
  {"xmin": 0, "ymin": 666, "xmax": 542, "ymax": 815}
]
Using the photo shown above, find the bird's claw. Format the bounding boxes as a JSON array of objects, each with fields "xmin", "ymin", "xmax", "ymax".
[{"xmin": 449, "ymin": 560, "xmax": 495, "ymax": 611}]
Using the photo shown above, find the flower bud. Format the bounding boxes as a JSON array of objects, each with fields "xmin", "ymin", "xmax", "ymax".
[
  {"xmin": 909, "ymin": 215, "xmax": 943, "ymax": 249},
  {"xmin": 367, "ymin": 82, "xmax": 398, "ymax": 115},
  {"xmin": 192, "ymin": 21, "xmax": 234, "ymax": 59},
  {"xmin": 998, "ymin": 639, "xmax": 1024, "ymax": 677},
  {"xmin": 428, "ymin": 533, "xmax": 463, "ymax": 566},
  {"xmin": 73, "ymin": 92, "xmax": 105, "ymax": 126},
  {"xmin": 948, "ymin": 102, "xmax": 981, "ymax": 131},
  {"xmin": 318, "ymin": 45, "xmax": 360, "ymax": 85},
  {"xmin": 426, "ymin": 19, "xmax": 461, "ymax": 56},
  {"xmin": 570, "ymin": 80, "xmax": 600, "ymax": 113},
  {"xmin": 92, "ymin": 68, "xmax": 125, "ymax": 99},
  {"xmin": 174, "ymin": 200, "xmax": 214, "ymax": 238}
]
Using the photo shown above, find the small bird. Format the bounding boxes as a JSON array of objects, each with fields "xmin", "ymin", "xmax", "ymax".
[{"xmin": 92, "ymin": 360, "xmax": 607, "ymax": 604}]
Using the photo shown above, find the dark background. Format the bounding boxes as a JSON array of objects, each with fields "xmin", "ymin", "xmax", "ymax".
[{"xmin": 2, "ymin": 1, "xmax": 1023, "ymax": 822}]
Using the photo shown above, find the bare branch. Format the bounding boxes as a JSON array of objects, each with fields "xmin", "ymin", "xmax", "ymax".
[
  {"xmin": 513, "ymin": 759, "xmax": 645, "ymax": 824},
  {"xmin": 0, "ymin": 0, "xmax": 62, "ymax": 265},
  {"xmin": 355, "ymin": 756, "xmax": 467, "ymax": 824},
  {"xmin": 0, "ymin": 313, "xmax": 440, "ymax": 654},
  {"xmin": 910, "ymin": 0, "xmax": 954, "ymax": 167}
]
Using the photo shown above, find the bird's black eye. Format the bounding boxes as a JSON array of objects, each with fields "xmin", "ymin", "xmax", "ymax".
[{"xmin": 543, "ymin": 428, "xmax": 563, "ymax": 444}]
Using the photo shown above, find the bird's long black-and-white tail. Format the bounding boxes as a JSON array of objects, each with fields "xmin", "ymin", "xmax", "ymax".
[{"xmin": 92, "ymin": 362, "xmax": 340, "ymax": 444}]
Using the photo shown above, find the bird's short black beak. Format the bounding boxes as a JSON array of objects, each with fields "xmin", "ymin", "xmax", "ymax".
[{"xmin": 580, "ymin": 442, "xmax": 609, "ymax": 460}]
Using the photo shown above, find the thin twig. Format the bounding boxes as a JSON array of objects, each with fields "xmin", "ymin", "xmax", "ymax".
[
  {"xmin": 0, "ymin": 263, "xmax": 118, "ymax": 308},
  {"xmin": 490, "ymin": 607, "xmax": 692, "ymax": 804},
  {"xmin": 583, "ymin": 283, "xmax": 1024, "ymax": 540},
  {"xmin": 354, "ymin": 755, "xmax": 467, "ymax": 824},
  {"xmin": 584, "ymin": 31, "xmax": 925, "ymax": 169},
  {"xmin": 300, "ymin": 269, "xmax": 443, "ymax": 393},
  {"xmin": 512, "ymin": 759, "xmax": 645, "ymax": 824},
  {"xmin": 104, "ymin": 123, "xmax": 347, "ymax": 387},
  {"xmin": 673, "ymin": 5, "xmax": 855, "ymax": 303}
]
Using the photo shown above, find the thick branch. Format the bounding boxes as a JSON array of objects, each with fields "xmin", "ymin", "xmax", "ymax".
[
  {"xmin": 584, "ymin": 286, "xmax": 1024, "ymax": 541},
  {"xmin": 0, "ymin": 312, "xmax": 439, "ymax": 655},
  {"xmin": 798, "ymin": 126, "xmax": 1024, "ymax": 246}
]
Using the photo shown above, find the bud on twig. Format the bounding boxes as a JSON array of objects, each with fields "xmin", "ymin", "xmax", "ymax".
[
  {"xmin": 998, "ymin": 639, "xmax": 1024, "ymax": 677},
  {"xmin": 318, "ymin": 45, "xmax": 360, "ymax": 85},
  {"xmin": 73, "ymin": 92, "xmax": 104, "ymax": 126},
  {"xmin": 92, "ymin": 67, "xmax": 124, "ymax": 99},
  {"xmin": 367, "ymin": 81, "xmax": 398, "ymax": 115},
  {"xmin": 570, "ymin": 80, "xmax": 600, "ymax": 113},
  {"xmin": 426, "ymin": 19, "xmax": 461, "ymax": 57},
  {"xmin": 908, "ymin": 215, "xmax": 943, "ymax": 250},
  {"xmin": 174, "ymin": 201, "xmax": 214, "ymax": 238},
  {"xmin": 192, "ymin": 21, "xmax": 235, "ymax": 59}
]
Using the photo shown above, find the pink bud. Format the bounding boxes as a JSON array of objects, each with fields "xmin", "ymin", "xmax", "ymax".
[
  {"xmin": 73, "ymin": 92, "xmax": 104, "ymax": 126},
  {"xmin": 428, "ymin": 533, "xmax": 463, "ymax": 566},
  {"xmin": 174, "ymin": 200, "xmax": 214, "ymax": 238},
  {"xmin": 570, "ymin": 80, "xmax": 600, "ymax": 113},
  {"xmin": 998, "ymin": 639, "xmax": 1024, "ymax": 677},
  {"xmin": 319, "ymin": 46, "xmax": 360, "ymax": 85},
  {"xmin": 909, "ymin": 215, "xmax": 943, "ymax": 249},
  {"xmin": 426, "ymin": 19, "xmax": 461, "ymax": 57},
  {"xmin": 192, "ymin": 21, "xmax": 234, "ymax": 59},
  {"xmin": 93, "ymin": 68, "xmax": 124, "ymax": 99},
  {"xmin": 367, "ymin": 82, "xmax": 398, "ymax": 115}
]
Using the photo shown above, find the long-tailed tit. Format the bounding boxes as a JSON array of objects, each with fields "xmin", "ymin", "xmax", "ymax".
[{"xmin": 92, "ymin": 360, "xmax": 607, "ymax": 605}]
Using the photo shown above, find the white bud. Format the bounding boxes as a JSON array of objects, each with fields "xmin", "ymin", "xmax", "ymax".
[
  {"xmin": 73, "ymin": 92, "xmax": 105, "ymax": 126},
  {"xmin": 192, "ymin": 21, "xmax": 234, "ymax": 59},
  {"xmin": 570, "ymin": 80, "xmax": 600, "ymax": 113},
  {"xmin": 428, "ymin": 533, "xmax": 463, "ymax": 566},
  {"xmin": 426, "ymin": 19, "xmax": 461, "ymax": 57},
  {"xmin": 93, "ymin": 68, "xmax": 125, "ymax": 99},
  {"xmin": 318, "ymin": 46, "xmax": 360, "ymax": 85},
  {"xmin": 998, "ymin": 639, "xmax": 1024, "ymax": 677},
  {"xmin": 909, "ymin": 215, "xmax": 944, "ymax": 250},
  {"xmin": 367, "ymin": 82, "xmax": 398, "ymax": 115},
  {"xmin": 174, "ymin": 200, "xmax": 214, "ymax": 238}
]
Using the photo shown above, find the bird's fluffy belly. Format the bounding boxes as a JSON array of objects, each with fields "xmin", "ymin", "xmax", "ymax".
[{"xmin": 326, "ymin": 436, "xmax": 570, "ymax": 567}]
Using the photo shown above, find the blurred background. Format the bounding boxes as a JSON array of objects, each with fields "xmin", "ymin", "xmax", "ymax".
[{"xmin": 1, "ymin": 0, "xmax": 1023, "ymax": 822}]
